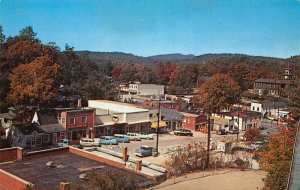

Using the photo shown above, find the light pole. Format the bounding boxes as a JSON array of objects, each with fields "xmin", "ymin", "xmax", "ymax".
[
  {"xmin": 206, "ymin": 114, "xmax": 212, "ymax": 169},
  {"xmin": 155, "ymin": 97, "xmax": 161, "ymax": 153},
  {"xmin": 237, "ymin": 107, "xmax": 240, "ymax": 141}
]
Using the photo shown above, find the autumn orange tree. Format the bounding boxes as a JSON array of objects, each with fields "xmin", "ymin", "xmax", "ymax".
[
  {"xmin": 8, "ymin": 55, "xmax": 60, "ymax": 105},
  {"xmin": 243, "ymin": 127, "xmax": 264, "ymax": 144},
  {"xmin": 259, "ymin": 126, "xmax": 296, "ymax": 190},
  {"xmin": 198, "ymin": 74, "xmax": 241, "ymax": 113}
]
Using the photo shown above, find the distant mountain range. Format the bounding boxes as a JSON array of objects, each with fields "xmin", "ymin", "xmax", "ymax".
[{"xmin": 75, "ymin": 51, "xmax": 288, "ymax": 65}]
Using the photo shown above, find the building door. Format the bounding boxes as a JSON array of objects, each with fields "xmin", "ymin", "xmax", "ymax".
[{"xmin": 53, "ymin": 133, "xmax": 57, "ymax": 144}]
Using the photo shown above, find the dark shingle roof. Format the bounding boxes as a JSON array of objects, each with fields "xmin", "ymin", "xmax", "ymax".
[
  {"xmin": 161, "ymin": 108, "xmax": 184, "ymax": 121},
  {"xmin": 254, "ymin": 78, "xmax": 294, "ymax": 85}
]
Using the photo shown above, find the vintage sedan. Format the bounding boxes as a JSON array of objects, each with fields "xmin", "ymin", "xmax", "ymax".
[{"xmin": 135, "ymin": 145, "xmax": 154, "ymax": 157}]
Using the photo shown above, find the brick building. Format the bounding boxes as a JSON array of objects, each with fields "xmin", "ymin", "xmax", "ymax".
[
  {"xmin": 59, "ymin": 108, "xmax": 96, "ymax": 143},
  {"xmin": 144, "ymin": 100, "xmax": 187, "ymax": 112},
  {"xmin": 181, "ymin": 112, "xmax": 207, "ymax": 131}
]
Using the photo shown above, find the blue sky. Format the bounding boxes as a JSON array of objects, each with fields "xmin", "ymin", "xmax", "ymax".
[{"xmin": 1, "ymin": 0, "xmax": 300, "ymax": 58}]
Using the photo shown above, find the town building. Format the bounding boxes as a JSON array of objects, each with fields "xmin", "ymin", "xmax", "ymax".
[
  {"xmin": 88, "ymin": 100, "xmax": 151, "ymax": 136},
  {"xmin": 118, "ymin": 82, "xmax": 165, "ymax": 102},
  {"xmin": 181, "ymin": 112, "xmax": 207, "ymax": 131},
  {"xmin": 59, "ymin": 108, "xmax": 96, "ymax": 143},
  {"xmin": 129, "ymin": 82, "xmax": 164, "ymax": 97},
  {"xmin": 161, "ymin": 108, "xmax": 184, "ymax": 131},
  {"xmin": 0, "ymin": 146, "xmax": 162, "ymax": 190},
  {"xmin": 212, "ymin": 110, "xmax": 262, "ymax": 131},
  {"xmin": 250, "ymin": 100, "xmax": 288, "ymax": 118},
  {"xmin": 253, "ymin": 68, "xmax": 295, "ymax": 96},
  {"xmin": 144, "ymin": 100, "xmax": 187, "ymax": 112}
]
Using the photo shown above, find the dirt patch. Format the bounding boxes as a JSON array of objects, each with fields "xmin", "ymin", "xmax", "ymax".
[{"xmin": 148, "ymin": 169, "xmax": 266, "ymax": 190}]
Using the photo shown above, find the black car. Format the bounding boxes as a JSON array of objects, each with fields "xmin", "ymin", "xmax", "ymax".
[
  {"xmin": 173, "ymin": 129, "xmax": 193, "ymax": 136},
  {"xmin": 228, "ymin": 129, "xmax": 239, "ymax": 134},
  {"xmin": 258, "ymin": 126, "xmax": 267, "ymax": 130},
  {"xmin": 216, "ymin": 129, "xmax": 228, "ymax": 135}
]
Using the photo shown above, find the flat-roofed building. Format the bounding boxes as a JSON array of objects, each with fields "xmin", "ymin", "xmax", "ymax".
[{"xmin": 88, "ymin": 100, "xmax": 151, "ymax": 136}]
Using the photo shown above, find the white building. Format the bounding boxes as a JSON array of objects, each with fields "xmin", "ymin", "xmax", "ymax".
[
  {"xmin": 88, "ymin": 100, "xmax": 152, "ymax": 136},
  {"xmin": 128, "ymin": 83, "xmax": 164, "ymax": 97},
  {"xmin": 250, "ymin": 100, "xmax": 287, "ymax": 118}
]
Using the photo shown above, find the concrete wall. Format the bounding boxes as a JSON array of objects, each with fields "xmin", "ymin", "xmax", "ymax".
[{"xmin": 126, "ymin": 111, "xmax": 149, "ymax": 124}]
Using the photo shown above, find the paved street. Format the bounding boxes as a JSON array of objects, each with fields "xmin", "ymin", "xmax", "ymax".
[{"xmin": 101, "ymin": 132, "xmax": 242, "ymax": 156}]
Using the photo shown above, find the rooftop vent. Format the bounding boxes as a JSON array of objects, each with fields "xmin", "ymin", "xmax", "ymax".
[
  {"xmin": 46, "ymin": 161, "xmax": 54, "ymax": 168},
  {"xmin": 78, "ymin": 173, "xmax": 87, "ymax": 180}
]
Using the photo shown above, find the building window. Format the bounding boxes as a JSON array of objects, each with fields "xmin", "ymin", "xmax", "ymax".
[
  {"xmin": 36, "ymin": 135, "xmax": 42, "ymax": 145},
  {"xmin": 252, "ymin": 107, "xmax": 255, "ymax": 111},
  {"xmin": 257, "ymin": 107, "xmax": 259, "ymax": 111},
  {"xmin": 43, "ymin": 134, "xmax": 50, "ymax": 142},
  {"xmin": 70, "ymin": 117, "xmax": 75, "ymax": 125},
  {"xmin": 61, "ymin": 117, "xmax": 66, "ymax": 124},
  {"xmin": 60, "ymin": 132, "xmax": 66, "ymax": 139},
  {"xmin": 26, "ymin": 138, "xmax": 31, "ymax": 147},
  {"xmin": 81, "ymin": 116, "xmax": 87, "ymax": 124},
  {"xmin": 149, "ymin": 113, "xmax": 153, "ymax": 118}
]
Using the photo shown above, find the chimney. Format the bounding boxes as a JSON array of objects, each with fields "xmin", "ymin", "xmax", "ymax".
[{"xmin": 77, "ymin": 99, "xmax": 82, "ymax": 108}]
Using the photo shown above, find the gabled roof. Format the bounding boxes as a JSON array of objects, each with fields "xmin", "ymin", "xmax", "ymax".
[
  {"xmin": 15, "ymin": 124, "xmax": 43, "ymax": 135},
  {"xmin": 254, "ymin": 78, "xmax": 294, "ymax": 85},
  {"xmin": 161, "ymin": 108, "xmax": 184, "ymax": 121}
]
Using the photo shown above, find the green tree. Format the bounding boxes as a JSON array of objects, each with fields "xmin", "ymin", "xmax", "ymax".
[
  {"xmin": 19, "ymin": 26, "xmax": 40, "ymax": 43},
  {"xmin": 0, "ymin": 25, "xmax": 5, "ymax": 44}
]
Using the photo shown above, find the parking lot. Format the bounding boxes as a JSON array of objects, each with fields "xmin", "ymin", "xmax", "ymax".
[{"xmin": 98, "ymin": 131, "xmax": 243, "ymax": 164}]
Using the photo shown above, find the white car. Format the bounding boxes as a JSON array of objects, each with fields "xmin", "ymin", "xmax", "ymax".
[
  {"xmin": 125, "ymin": 133, "xmax": 141, "ymax": 141},
  {"xmin": 80, "ymin": 138, "xmax": 100, "ymax": 147},
  {"xmin": 137, "ymin": 132, "xmax": 156, "ymax": 140}
]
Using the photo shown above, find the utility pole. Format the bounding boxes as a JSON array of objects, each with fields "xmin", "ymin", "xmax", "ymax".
[
  {"xmin": 237, "ymin": 107, "xmax": 240, "ymax": 141},
  {"xmin": 156, "ymin": 97, "xmax": 161, "ymax": 153},
  {"xmin": 206, "ymin": 114, "xmax": 211, "ymax": 169}
]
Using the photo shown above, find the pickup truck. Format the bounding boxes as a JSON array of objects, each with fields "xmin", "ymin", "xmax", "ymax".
[{"xmin": 173, "ymin": 129, "xmax": 193, "ymax": 136}]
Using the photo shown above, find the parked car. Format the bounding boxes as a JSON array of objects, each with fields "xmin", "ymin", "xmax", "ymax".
[
  {"xmin": 114, "ymin": 134, "xmax": 130, "ymax": 143},
  {"xmin": 250, "ymin": 141, "xmax": 265, "ymax": 150},
  {"xmin": 56, "ymin": 139, "xmax": 69, "ymax": 147},
  {"xmin": 135, "ymin": 145, "xmax": 154, "ymax": 157},
  {"xmin": 99, "ymin": 136, "xmax": 118, "ymax": 145},
  {"xmin": 216, "ymin": 129, "xmax": 228, "ymax": 135},
  {"xmin": 126, "ymin": 133, "xmax": 141, "ymax": 141},
  {"xmin": 258, "ymin": 126, "xmax": 267, "ymax": 130},
  {"xmin": 137, "ymin": 132, "xmax": 156, "ymax": 140},
  {"xmin": 173, "ymin": 129, "xmax": 193, "ymax": 136},
  {"xmin": 80, "ymin": 138, "xmax": 100, "ymax": 147},
  {"xmin": 227, "ymin": 129, "xmax": 239, "ymax": 134}
]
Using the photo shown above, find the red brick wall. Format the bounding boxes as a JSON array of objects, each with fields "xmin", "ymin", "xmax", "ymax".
[
  {"xmin": 0, "ymin": 169, "xmax": 32, "ymax": 190},
  {"xmin": 65, "ymin": 110, "xmax": 95, "ymax": 130},
  {"xmin": 0, "ymin": 148, "xmax": 17, "ymax": 163},
  {"xmin": 183, "ymin": 116, "xmax": 197, "ymax": 131},
  {"xmin": 69, "ymin": 147, "xmax": 125, "ymax": 169}
]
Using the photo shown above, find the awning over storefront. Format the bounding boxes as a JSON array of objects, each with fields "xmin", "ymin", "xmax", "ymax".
[{"xmin": 151, "ymin": 121, "xmax": 168, "ymax": 128}]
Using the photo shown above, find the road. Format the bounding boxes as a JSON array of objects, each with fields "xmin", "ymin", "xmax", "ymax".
[{"xmin": 101, "ymin": 132, "xmax": 241, "ymax": 155}]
